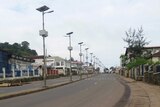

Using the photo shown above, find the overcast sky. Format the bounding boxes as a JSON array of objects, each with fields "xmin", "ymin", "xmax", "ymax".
[{"xmin": 0, "ymin": 0, "xmax": 160, "ymax": 68}]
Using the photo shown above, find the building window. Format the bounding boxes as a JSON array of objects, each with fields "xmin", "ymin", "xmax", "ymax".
[
  {"xmin": 56, "ymin": 62, "xmax": 60, "ymax": 66},
  {"xmin": 61, "ymin": 61, "xmax": 64, "ymax": 66}
]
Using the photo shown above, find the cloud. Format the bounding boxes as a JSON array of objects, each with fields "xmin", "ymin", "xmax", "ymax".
[{"xmin": 0, "ymin": 0, "xmax": 160, "ymax": 68}]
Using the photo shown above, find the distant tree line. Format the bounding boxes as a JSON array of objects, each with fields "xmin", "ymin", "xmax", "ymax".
[{"xmin": 0, "ymin": 41, "xmax": 38, "ymax": 57}]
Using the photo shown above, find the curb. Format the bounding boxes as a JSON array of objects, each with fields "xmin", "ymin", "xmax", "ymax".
[
  {"xmin": 0, "ymin": 76, "xmax": 90, "ymax": 100},
  {"xmin": 114, "ymin": 75, "xmax": 131, "ymax": 107},
  {"xmin": 0, "ymin": 83, "xmax": 10, "ymax": 87},
  {"xmin": 119, "ymin": 75, "xmax": 151, "ymax": 107}
]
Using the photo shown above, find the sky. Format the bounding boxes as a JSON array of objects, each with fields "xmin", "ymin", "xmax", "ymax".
[{"xmin": 0, "ymin": 0, "xmax": 160, "ymax": 68}]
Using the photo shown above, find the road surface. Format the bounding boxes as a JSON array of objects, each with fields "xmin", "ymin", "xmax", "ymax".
[
  {"xmin": 0, "ymin": 75, "xmax": 81, "ymax": 95},
  {"xmin": 0, "ymin": 74, "xmax": 130, "ymax": 107}
]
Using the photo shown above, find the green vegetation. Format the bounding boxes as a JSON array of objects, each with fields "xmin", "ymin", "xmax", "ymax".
[
  {"xmin": 126, "ymin": 57, "xmax": 148, "ymax": 70},
  {"xmin": 147, "ymin": 60, "xmax": 160, "ymax": 66},
  {"xmin": 0, "ymin": 41, "xmax": 37, "ymax": 57},
  {"xmin": 1, "ymin": 75, "xmax": 60, "ymax": 86},
  {"xmin": 121, "ymin": 27, "xmax": 160, "ymax": 84},
  {"xmin": 120, "ymin": 54, "xmax": 128, "ymax": 66},
  {"xmin": 123, "ymin": 27, "xmax": 150, "ymax": 69},
  {"xmin": 123, "ymin": 26, "xmax": 149, "ymax": 58}
]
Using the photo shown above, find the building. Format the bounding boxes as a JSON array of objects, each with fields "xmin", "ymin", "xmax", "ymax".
[
  {"xmin": 152, "ymin": 51, "xmax": 160, "ymax": 62},
  {"xmin": 151, "ymin": 51, "xmax": 160, "ymax": 73},
  {"xmin": 30, "ymin": 55, "xmax": 44, "ymax": 76},
  {"xmin": 52, "ymin": 56, "xmax": 69, "ymax": 75},
  {"xmin": 31, "ymin": 55, "xmax": 84, "ymax": 76},
  {"xmin": 53, "ymin": 56, "xmax": 80, "ymax": 75},
  {"xmin": 0, "ymin": 49, "xmax": 36, "ymax": 80},
  {"xmin": 122, "ymin": 46, "xmax": 160, "ymax": 80},
  {"xmin": 31, "ymin": 56, "xmax": 69, "ymax": 75}
]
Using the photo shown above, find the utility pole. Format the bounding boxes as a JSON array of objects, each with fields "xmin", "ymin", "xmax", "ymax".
[
  {"xmin": 78, "ymin": 42, "xmax": 83, "ymax": 79},
  {"xmin": 65, "ymin": 32, "xmax": 73, "ymax": 82}
]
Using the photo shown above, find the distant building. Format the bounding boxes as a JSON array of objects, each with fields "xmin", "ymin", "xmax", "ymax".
[
  {"xmin": 152, "ymin": 51, "xmax": 160, "ymax": 62},
  {"xmin": 31, "ymin": 55, "xmax": 82, "ymax": 76},
  {"xmin": 31, "ymin": 56, "xmax": 68, "ymax": 75},
  {"xmin": 50, "ymin": 56, "xmax": 79, "ymax": 75},
  {"xmin": 52, "ymin": 56, "xmax": 69, "ymax": 75},
  {"xmin": 30, "ymin": 55, "xmax": 44, "ymax": 76}
]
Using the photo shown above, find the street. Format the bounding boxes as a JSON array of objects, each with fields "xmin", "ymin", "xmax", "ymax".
[
  {"xmin": 0, "ymin": 75, "xmax": 81, "ymax": 95},
  {"xmin": 0, "ymin": 74, "xmax": 130, "ymax": 107}
]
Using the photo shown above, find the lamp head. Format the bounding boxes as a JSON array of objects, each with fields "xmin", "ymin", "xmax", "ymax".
[
  {"xmin": 78, "ymin": 42, "xmax": 83, "ymax": 45},
  {"xmin": 85, "ymin": 48, "xmax": 89, "ymax": 50},
  {"xmin": 45, "ymin": 10, "xmax": 54, "ymax": 13},
  {"xmin": 36, "ymin": 5, "xmax": 49, "ymax": 12},
  {"xmin": 66, "ymin": 32, "xmax": 73, "ymax": 35}
]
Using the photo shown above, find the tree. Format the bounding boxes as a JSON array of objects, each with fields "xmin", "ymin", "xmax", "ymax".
[
  {"xmin": 21, "ymin": 41, "xmax": 29, "ymax": 49},
  {"xmin": 123, "ymin": 26, "xmax": 150, "ymax": 69},
  {"xmin": 120, "ymin": 54, "xmax": 128, "ymax": 66},
  {"xmin": 0, "ymin": 41, "xmax": 38, "ymax": 57},
  {"xmin": 110, "ymin": 66, "xmax": 116, "ymax": 71},
  {"xmin": 104, "ymin": 68, "xmax": 109, "ymax": 73},
  {"xmin": 126, "ymin": 57, "xmax": 148, "ymax": 70},
  {"xmin": 30, "ymin": 50, "xmax": 37, "ymax": 56},
  {"xmin": 71, "ymin": 57, "xmax": 74, "ymax": 61},
  {"xmin": 123, "ymin": 27, "xmax": 149, "ymax": 58},
  {"xmin": 0, "ymin": 42, "xmax": 10, "ymax": 50},
  {"xmin": 12, "ymin": 43, "xmax": 21, "ymax": 49}
]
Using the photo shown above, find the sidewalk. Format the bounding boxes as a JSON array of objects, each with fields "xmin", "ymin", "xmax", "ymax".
[
  {"xmin": 121, "ymin": 76, "xmax": 160, "ymax": 107},
  {"xmin": 0, "ymin": 76, "xmax": 79, "ymax": 94},
  {"xmin": 0, "ymin": 75, "xmax": 90, "ymax": 100}
]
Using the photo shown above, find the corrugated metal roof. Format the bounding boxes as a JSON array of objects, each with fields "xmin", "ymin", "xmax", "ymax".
[
  {"xmin": 152, "ymin": 51, "xmax": 160, "ymax": 57},
  {"xmin": 125, "ymin": 46, "xmax": 160, "ymax": 56}
]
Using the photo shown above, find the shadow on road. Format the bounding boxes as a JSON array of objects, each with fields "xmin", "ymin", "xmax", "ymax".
[{"xmin": 114, "ymin": 76, "xmax": 131, "ymax": 107}]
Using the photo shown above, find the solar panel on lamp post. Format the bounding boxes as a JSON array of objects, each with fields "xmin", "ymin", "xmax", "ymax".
[
  {"xmin": 36, "ymin": 5, "xmax": 53, "ymax": 88},
  {"xmin": 65, "ymin": 32, "xmax": 73, "ymax": 82},
  {"xmin": 85, "ymin": 48, "xmax": 89, "ymax": 77},
  {"xmin": 78, "ymin": 42, "xmax": 83, "ymax": 79}
]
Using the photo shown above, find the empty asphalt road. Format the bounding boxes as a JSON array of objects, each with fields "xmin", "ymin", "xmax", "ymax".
[
  {"xmin": 0, "ymin": 74, "xmax": 130, "ymax": 107},
  {"xmin": 0, "ymin": 75, "xmax": 81, "ymax": 95}
]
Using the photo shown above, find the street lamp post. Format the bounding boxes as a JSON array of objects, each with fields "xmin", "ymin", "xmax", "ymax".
[
  {"xmin": 85, "ymin": 48, "xmax": 89, "ymax": 77},
  {"xmin": 90, "ymin": 53, "xmax": 93, "ymax": 74},
  {"xmin": 90, "ymin": 53, "xmax": 93, "ymax": 65},
  {"xmin": 78, "ymin": 42, "xmax": 83, "ymax": 79},
  {"xmin": 95, "ymin": 57, "xmax": 98, "ymax": 74},
  {"xmin": 96, "ymin": 58, "xmax": 99, "ymax": 73},
  {"xmin": 65, "ymin": 32, "xmax": 73, "ymax": 82},
  {"xmin": 36, "ymin": 5, "xmax": 53, "ymax": 88},
  {"xmin": 93, "ymin": 56, "xmax": 95, "ymax": 73},
  {"xmin": 82, "ymin": 53, "xmax": 85, "ymax": 64}
]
